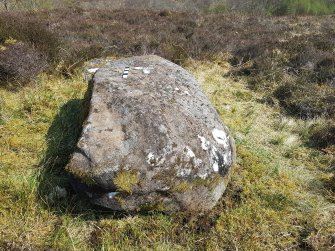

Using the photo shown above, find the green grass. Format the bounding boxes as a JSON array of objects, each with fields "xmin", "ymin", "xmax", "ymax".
[
  {"xmin": 208, "ymin": 0, "xmax": 335, "ymax": 15},
  {"xmin": 0, "ymin": 59, "xmax": 334, "ymax": 250},
  {"xmin": 282, "ymin": 0, "xmax": 335, "ymax": 15},
  {"xmin": 2, "ymin": 0, "xmax": 335, "ymax": 15},
  {"xmin": 114, "ymin": 171, "xmax": 140, "ymax": 194}
]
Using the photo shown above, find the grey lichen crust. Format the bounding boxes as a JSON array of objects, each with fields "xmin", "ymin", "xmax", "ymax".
[{"xmin": 67, "ymin": 55, "xmax": 236, "ymax": 212}]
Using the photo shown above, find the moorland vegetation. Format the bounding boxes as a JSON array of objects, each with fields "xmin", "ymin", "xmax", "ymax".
[{"xmin": 0, "ymin": 1, "xmax": 334, "ymax": 250}]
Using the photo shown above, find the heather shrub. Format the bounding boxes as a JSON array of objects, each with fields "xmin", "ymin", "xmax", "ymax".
[
  {"xmin": 315, "ymin": 57, "xmax": 335, "ymax": 85},
  {"xmin": 0, "ymin": 12, "xmax": 61, "ymax": 61},
  {"xmin": 309, "ymin": 123, "xmax": 335, "ymax": 148},
  {"xmin": 0, "ymin": 42, "xmax": 48, "ymax": 87},
  {"xmin": 230, "ymin": 27, "xmax": 335, "ymax": 119},
  {"xmin": 0, "ymin": 8, "xmax": 334, "ymax": 98},
  {"xmin": 56, "ymin": 43, "xmax": 104, "ymax": 77},
  {"xmin": 273, "ymin": 80, "xmax": 335, "ymax": 119},
  {"xmin": 0, "ymin": 11, "xmax": 105, "ymax": 81}
]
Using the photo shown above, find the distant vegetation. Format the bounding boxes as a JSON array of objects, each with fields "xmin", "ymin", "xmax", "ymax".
[
  {"xmin": 0, "ymin": 2, "xmax": 334, "ymax": 250},
  {"xmin": 210, "ymin": 0, "xmax": 335, "ymax": 15},
  {"xmin": 1, "ymin": 9, "xmax": 334, "ymax": 121},
  {"xmin": 1, "ymin": 0, "xmax": 335, "ymax": 15},
  {"xmin": 280, "ymin": 0, "xmax": 335, "ymax": 15}
]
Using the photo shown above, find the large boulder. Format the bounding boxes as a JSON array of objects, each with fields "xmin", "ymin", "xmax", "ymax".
[{"xmin": 67, "ymin": 55, "xmax": 235, "ymax": 212}]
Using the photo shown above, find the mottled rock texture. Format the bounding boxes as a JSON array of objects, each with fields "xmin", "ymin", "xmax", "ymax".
[{"xmin": 67, "ymin": 55, "xmax": 235, "ymax": 212}]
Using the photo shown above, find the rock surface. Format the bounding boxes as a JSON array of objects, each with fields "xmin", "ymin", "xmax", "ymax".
[{"xmin": 67, "ymin": 55, "xmax": 236, "ymax": 212}]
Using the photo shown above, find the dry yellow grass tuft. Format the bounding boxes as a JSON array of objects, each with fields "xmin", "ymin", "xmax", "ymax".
[{"xmin": 114, "ymin": 171, "xmax": 140, "ymax": 194}]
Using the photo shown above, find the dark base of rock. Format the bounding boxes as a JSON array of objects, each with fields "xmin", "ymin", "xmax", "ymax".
[{"xmin": 70, "ymin": 174, "xmax": 230, "ymax": 212}]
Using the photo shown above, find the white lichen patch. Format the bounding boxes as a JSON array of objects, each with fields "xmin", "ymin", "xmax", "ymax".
[
  {"xmin": 108, "ymin": 192, "xmax": 119, "ymax": 199},
  {"xmin": 147, "ymin": 152, "xmax": 166, "ymax": 166},
  {"xmin": 197, "ymin": 135, "xmax": 224, "ymax": 172},
  {"xmin": 177, "ymin": 168, "xmax": 192, "ymax": 177},
  {"xmin": 198, "ymin": 135, "xmax": 210, "ymax": 151},
  {"xmin": 147, "ymin": 152, "xmax": 155, "ymax": 165},
  {"xmin": 212, "ymin": 128, "xmax": 230, "ymax": 148},
  {"xmin": 160, "ymin": 186, "xmax": 170, "ymax": 191},
  {"xmin": 157, "ymin": 157, "xmax": 166, "ymax": 166},
  {"xmin": 194, "ymin": 158, "xmax": 203, "ymax": 166},
  {"xmin": 102, "ymin": 166, "xmax": 120, "ymax": 173},
  {"xmin": 211, "ymin": 145, "xmax": 220, "ymax": 172},
  {"xmin": 223, "ymin": 155, "xmax": 229, "ymax": 165},
  {"xmin": 182, "ymin": 146, "xmax": 203, "ymax": 167},
  {"xmin": 185, "ymin": 146, "xmax": 195, "ymax": 158},
  {"xmin": 197, "ymin": 172, "xmax": 208, "ymax": 179},
  {"xmin": 159, "ymin": 124, "xmax": 168, "ymax": 134},
  {"xmin": 87, "ymin": 68, "xmax": 99, "ymax": 74},
  {"xmin": 143, "ymin": 68, "xmax": 151, "ymax": 74},
  {"xmin": 212, "ymin": 162, "xmax": 219, "ymax": 172}
]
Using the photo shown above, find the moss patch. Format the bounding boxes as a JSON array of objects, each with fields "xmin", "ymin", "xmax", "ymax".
[
  {"xmin": 66, "ymin": 163, "xmax": 95, "ymax": 186},
  {"xmin": 114, "ymin": 171, "xmax": 139, "ymax": 194}
]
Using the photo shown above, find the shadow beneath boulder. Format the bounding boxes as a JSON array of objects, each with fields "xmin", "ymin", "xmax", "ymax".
[
  {"xmin": 36, "ymin": 84, "xmax": 129, "ymax": 218},
  {"xmin": 37, "ymin": 98, "xmax": 92, "ymax": 213}
]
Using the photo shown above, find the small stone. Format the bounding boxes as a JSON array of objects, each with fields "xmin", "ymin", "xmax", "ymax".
[{"xmin": 48, "ymin": 186, "xmax": 67, "ymax": 202}]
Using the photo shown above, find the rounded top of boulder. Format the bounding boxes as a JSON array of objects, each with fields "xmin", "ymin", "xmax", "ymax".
[{"xmin": 68, "ymin": 55, "xmax": 236, "ymax": 212}]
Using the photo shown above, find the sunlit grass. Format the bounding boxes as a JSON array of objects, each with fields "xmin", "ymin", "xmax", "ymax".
[
  {"xmin": 0, "ymin": 60, "xmax": 334, "ymax": 250},
  {"xmin": 0, "ymin": 73, "xmax": 87, "ymax": 249}
]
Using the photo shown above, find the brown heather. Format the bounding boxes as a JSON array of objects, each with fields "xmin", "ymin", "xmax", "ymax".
[{"xmin": 0, "ymin": 7, "xmax": 334, "ymax": 250}]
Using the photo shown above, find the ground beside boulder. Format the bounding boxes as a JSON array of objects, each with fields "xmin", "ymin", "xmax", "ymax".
[{"xmin": 67, "ymin": 55, "xmax": 235, "ymax": 212}]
